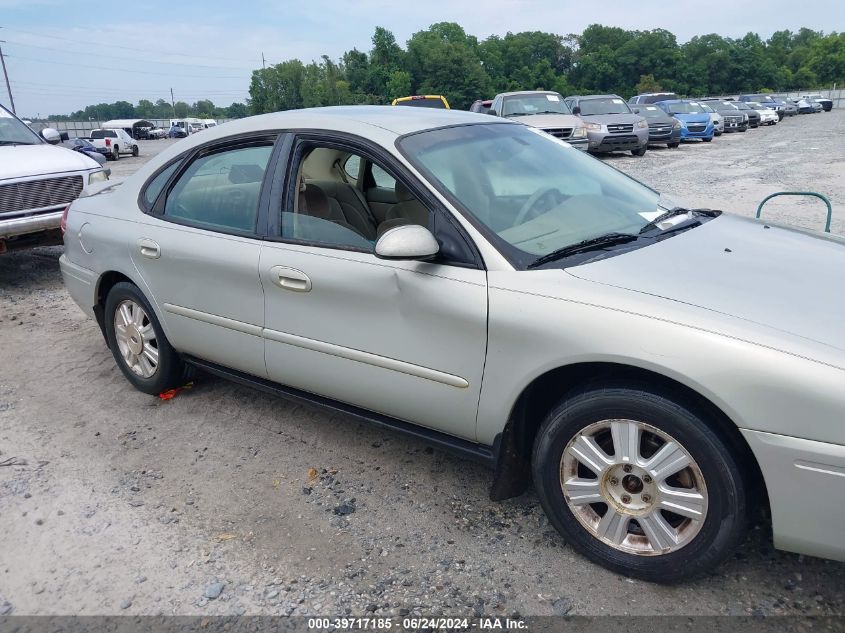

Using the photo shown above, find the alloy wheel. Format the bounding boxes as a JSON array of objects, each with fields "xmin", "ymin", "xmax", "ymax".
[
  {"xmin": 560, "ymin": 419, "xmax": 708, "ymax": 556},
  {"xmin": 113, "ymin": 299, "xmax": 159, "ymax": 378}
]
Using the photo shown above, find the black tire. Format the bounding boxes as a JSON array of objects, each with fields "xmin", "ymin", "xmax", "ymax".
[
  {"xmin": 703, "ymin": 137, "xmax": 712, "ymax": 142},
  {"xmin": 132, "ymin": 145, "xmax": 139, "ymax": 157},
  {"xmin": 631, "ymin": 147, "xmax": 647, "ymax": 157},
  {"xmin": 112, "ymin": 145, "xmax": 120, "ymax": 160},
  {"xmin": 532, "ymin": 384, "xmax": 748, "ymax": 583},
  {"xmin": 715, "ymin": 131, "xmax": 722, "ymax": 137},
  {"xmin": 104, "ymin": 281, "xmax": 187, "ymax": 395},
  {"xmin": 667, "ymin": 142, "xmax": 680, "ymax": 149}
]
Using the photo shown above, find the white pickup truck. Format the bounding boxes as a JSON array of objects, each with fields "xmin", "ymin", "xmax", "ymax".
[
  {"xmin": 0, "ymin": 105, "xmax": 108, "ymax": 252},
  {"xmin": 88, "ymin": 128, "xmax": 139, "ymax": 160}
]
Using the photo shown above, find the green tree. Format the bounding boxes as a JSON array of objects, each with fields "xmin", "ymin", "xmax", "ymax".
[
  {"xmin": 635, "ymin": 74, "xmax": 662, "ymax": 94},
  {"xmin": 406, "ymin": 22, "xmax": 491, "ymax": 109},
  {"xmin": 385, "ymin": 70, "xmax": 412, "ymax": 100}
]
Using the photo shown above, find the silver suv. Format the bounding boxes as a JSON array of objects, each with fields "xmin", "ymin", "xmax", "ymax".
[
  {"xmin": 487, "ymin": 91, "xmax": 588, "ymax": 150},
  {"xmin": 564, "ymin": 95, "xmax": 650, "ymax": 156}
]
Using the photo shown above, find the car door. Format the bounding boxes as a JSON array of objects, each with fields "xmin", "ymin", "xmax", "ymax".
[
  {"xmin": 130, "ymin": 134, "xmax": 279, "ymax": 379},
  {"xmin": 258, "ymin": 135, "xmax": 488, "ymax": 440}
]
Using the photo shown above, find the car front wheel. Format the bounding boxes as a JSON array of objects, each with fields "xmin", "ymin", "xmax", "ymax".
[
  {"xmin": 532, "ymin": 384, "xmax": 748, "ymax": 583},
  {"xmin": 132, "ymin": 145, "xmax": 139, "ymax": 157},
  {"xmin": 104, "ymin": 282, "xmax": 187, "ymax": 395}
]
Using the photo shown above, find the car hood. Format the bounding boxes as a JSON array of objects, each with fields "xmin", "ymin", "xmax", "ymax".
[
  {"xmin": 0, "ymin": 143, "xmax": 100, "ymax": 180},
  {"xmin": 566, "ymin": 214, "xmax": 845, "ymax": 356},
  {"xmin": 674, "ymin": 113, "xmax": 710, "ymax": 124},
  {"xmin": 578, "ymin": 113, "xmax": 644, "ymax": 125},
  {"xmin": 514, "ymin": 113, "xmax": 584, "ymax": 129}
]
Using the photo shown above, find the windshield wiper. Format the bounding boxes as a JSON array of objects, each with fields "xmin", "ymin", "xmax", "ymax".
[
  {"xmin": 638, "ymin": 207, "xmax": 719, "ymax": 235},
  {"xmin": 534, "ymin": 110, "xmax": 565, "ymax": 115},
  {"xmin": 528, "ymin": 232, "xmax": 639, "ymax": 269},
  {"xmin": 504, "ymin": 112, "xmax": 529, "ymax": 117},
  {"xmin": 0, "ymin": 140, "xmax": 36, "ymax": 146}
]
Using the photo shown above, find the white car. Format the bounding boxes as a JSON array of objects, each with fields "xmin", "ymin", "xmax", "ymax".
[
  {"xmin": 89, "ymin": 128, "xmax": 139, "ymax": 160},
  {"xmin": 0, "ymin": 104, "xmax": 107, "ymax": 252},
  {"xmin": 699, "ymin": 103, "xmax": 723, "ymax": 135},
  {"xmin": 747, "ymin": 102, "xmax": 779, "ymax": 126}
]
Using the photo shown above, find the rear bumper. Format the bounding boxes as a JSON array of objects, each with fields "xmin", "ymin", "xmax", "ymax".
[
  {"xmin": 742, "ymin": 429, "xmax": 845, "ymax": 563},
  {"xmin": 0, "ymin": 209, "xmax": 63, "ymax": 239},
  {"xmin": 59, "ymin": 254, "xmax": 97, "ymax": 319}
]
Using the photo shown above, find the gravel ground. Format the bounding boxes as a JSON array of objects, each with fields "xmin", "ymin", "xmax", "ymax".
[{"xmin": 1, "ymin": 111, "xmax": 844, "ymax": 617}]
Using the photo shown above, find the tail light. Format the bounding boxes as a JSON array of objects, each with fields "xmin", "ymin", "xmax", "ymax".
[
  {"xmin": 60, "ymin": 204, "xmax": 70, "ymax": 234},
  {"xmin": 105, "ymin": 138, "xmax": 111, "ymax": 147}
]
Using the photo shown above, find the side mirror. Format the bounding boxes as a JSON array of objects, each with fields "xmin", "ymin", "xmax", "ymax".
[
  {"xmin": 632, "ymin": 108, "xmax": 640, "ymax": 114},
  {"xmin": 374, "ymin": 224, "xmax": 439, "ymax": 260},
  {"xmin": 572, "ymin": 105, "xmax": 581, "ymax": 115},
  {"xmin": 60, "ymin": 131, "xmax": 69, "ymax": 141},
  {"xmin": 41, "ymin": 127, "xmax": 61, "ymax": 145}
]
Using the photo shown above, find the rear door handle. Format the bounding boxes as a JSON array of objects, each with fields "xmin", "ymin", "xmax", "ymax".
[
  {"xmin": 269, "ymin": 266, "xmax": 311, "ymax": 292},
  {"xmin": 137, "ymin": 238, "xmax": 160, "ymax": 259}
]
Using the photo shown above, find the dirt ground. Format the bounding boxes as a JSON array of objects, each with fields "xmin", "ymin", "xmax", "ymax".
[{"xmin": 1, "ymin": 111, "xmax": 844, "ymax": 617}]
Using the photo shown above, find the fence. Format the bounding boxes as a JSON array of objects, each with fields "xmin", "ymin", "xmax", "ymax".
[
  {"xmin": 770, "ymin": 87, "xmax": 843, "ymax": 109},
  {"xmin": 29, "ymin": 118, "xmax": 236, "ymax": 138}
]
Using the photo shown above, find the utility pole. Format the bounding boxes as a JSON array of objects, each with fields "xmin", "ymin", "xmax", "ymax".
[
  {"xmin": 261, "ymin": 52, "xmax": 266, "ymax": 70},
  {"xmin": 0, "ymin": 41, "xmax": 16, "ymax": 115},
  {"xmin": 170, "ymin": 87, "xmax": 176, "ymax": 117}
]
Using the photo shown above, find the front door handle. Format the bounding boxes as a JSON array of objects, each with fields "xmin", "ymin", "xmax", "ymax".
[
  {"xmin": 137, "ymin": 238, "xmax": 160, "ymax": 259},
  {"xmin": 269, "ymin": 266, "xmax": 312, "ymax": 292}
]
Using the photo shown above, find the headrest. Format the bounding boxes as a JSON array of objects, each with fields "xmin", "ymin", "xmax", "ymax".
[
  {"xmin": 300, "ymin": 184, "xmax": 331, "ymax": 220},
  {"xmin": 394, "ymin": 180, "xmax": 414, "ymax": 203}
]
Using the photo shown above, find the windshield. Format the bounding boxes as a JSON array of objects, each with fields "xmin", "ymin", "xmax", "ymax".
[
  {"xmin": 0, "ymin": 106, "xmax": 42, "ymax": 145},
  {"xmin": 502, "ymin": 93, "xmax": 571, "ymax": 116},
  {"xmin": 399, "ymin": 123, "xmax": 665, "ymax": 268},
  {"xmin": 733, "ymin": 102, "xmax": 751, "ymax": 110},
  {"xmin": 638, "ymin": 105, "xmax": 668, "ymax": 119},
  {"xmin": 700, "ymin": 104, "xmax": 714, "ymax": 113},
  {"xmin": 578, "ymin": 97, "xmax": 631, "ymax": 115},
  {"xmin": 665, "ymin": 101, "xmax": 706, "ymax": 114}
]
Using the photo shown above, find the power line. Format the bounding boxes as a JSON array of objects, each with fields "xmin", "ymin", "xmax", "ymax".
[
  {"xmin": 2, "ymin": 38, "xmax": 255, "ymax": 71},
  {"xmin": 5, "ymin": 54, "xmax": 247, "ymax": 79},
  {"xmin": 0, "ymin": 41, "xmax": 15, "ymax": 114},
  {"xmin": 1, "ymin": 25, "xmax": 262, "ymax": 64}
]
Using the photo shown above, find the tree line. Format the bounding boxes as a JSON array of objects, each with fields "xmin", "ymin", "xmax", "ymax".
[
  {"xmin": 249, "ymin": 23, "xmax": 844, "ymax": 112},
  {"xmin": 48, "ymin": 23, "xmax": 844, "ymax": 119},
  {"xmin": 48, "ymin": 98, "xmax": 248, "ymax": 122}
]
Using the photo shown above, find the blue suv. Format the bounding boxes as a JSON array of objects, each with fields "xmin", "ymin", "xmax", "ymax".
[{"xmin": 654, "ymin": 100, "xmax": 714, "ymax": 142}]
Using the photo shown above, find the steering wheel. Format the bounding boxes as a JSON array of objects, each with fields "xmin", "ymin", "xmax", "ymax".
[{"xmin": 513, "ymin": 187, "xmax": 567, "ymax": 227}]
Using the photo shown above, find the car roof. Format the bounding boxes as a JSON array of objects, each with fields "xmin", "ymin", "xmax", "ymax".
[
  {"xmin": 498, "ymin": 90, "xmax": 561, "ymax": 97},
  {"xmin": 566, "ymin": 94, "xmax": 624, "ymax": 100},
  {"xmin": 143, "ymin": 107, "xmax": 510, "ymax": 159}
]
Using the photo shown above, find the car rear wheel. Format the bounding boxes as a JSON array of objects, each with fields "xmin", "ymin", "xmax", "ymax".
[
  {"xmin": 104, "ymin": 282, "xmax": 187, "ymax": 395},
  {"xmin": 532, "ymin": 384, "xmax": 748, "ymax": 583},
  {"xmin": 112, "ymin": 145, "xmax": 120, "ymax": 160}
]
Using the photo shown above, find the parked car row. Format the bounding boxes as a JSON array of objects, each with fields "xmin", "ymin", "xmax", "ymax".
[{"xmin": 461, "ymin": 89, "xmax": 834, "ymax": 157}]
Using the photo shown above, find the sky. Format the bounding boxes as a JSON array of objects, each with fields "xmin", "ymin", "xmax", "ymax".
[{"xmin": 0, "ymin": 0, "xmax": 842, "ymax": 118}]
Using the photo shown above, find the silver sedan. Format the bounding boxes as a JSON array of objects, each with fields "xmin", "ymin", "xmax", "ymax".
[{"xmin": 60, "ymin": 106, "xmax": 845, "ymax": 583}]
